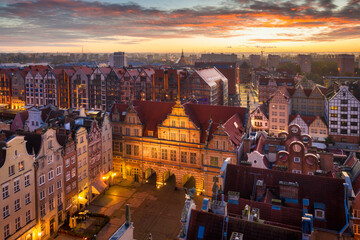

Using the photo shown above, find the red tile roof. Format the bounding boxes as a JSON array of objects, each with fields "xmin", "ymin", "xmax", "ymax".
[
  {"xmin": 184, "ymin": 103, "xmax": 246, "ymax": 143},
  {"xmin": 222, "ymin": 113, "xmax": 246, "ymax": 148},
  {"xmin": 187, "ymin": 209, "xmax": 302, "ymax": 240},
  {"xmin": 110, "ymin": 101, "xmax": 247, "ymax": 142},
  {"xmin": 223, "ymin": 164, "xmax": 347, "ymax": 232},
  {"xmin": 133, "ymin": 101, "xmax": 175, "ymax": 137}
]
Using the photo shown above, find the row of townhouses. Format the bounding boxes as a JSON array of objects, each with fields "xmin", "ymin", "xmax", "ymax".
[
  {"xmin": 250, "ymin": 77, "xmax": 360, "ymax": 144},
  {"xmin": 0, "ymin": 65, "xmax": 230, "ymax": 112},
  {"xmin": 0, "ymin": 105, "xmax": 112, "ymax": 240}
]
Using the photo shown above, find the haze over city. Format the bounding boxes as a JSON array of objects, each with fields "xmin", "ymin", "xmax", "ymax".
[{"xmin": 1, "ymin": 0, "xmax": 360, "ymax": 53}]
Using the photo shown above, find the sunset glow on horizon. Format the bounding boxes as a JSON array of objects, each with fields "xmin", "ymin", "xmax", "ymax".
[{"xmin": 1, "ymin": 0, "xmax": 360, "ymax": 53}]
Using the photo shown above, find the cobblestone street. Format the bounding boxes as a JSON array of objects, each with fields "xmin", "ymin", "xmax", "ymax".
[{"xmin": 55, "ymin": 177, "xmax": 203, "ymax": 240}]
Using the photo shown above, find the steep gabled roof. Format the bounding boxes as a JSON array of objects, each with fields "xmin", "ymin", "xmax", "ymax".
[
  {"xmin": 110, "ymin": 101, "xmax": 247, "ymax": 143},
  {"xmin": 133, "ymin": 101, "xmax": 175, "ymax": 137},
  {"xmin": 184, "ymin": 103, "xmax": 246, "ymax": 143}
]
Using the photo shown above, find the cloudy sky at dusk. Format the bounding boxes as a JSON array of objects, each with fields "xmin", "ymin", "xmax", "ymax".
[{"xmin": 0, "ymin": 0, "xmax": 360, "ymax": 53}]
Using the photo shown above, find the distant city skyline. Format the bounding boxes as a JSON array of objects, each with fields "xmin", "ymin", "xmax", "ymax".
[{"xmin": 1, "ymin": 0, "xmax": 360, "ymax": 53}]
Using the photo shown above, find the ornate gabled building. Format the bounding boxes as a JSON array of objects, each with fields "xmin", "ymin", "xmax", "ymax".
[
  {"xmin": 291, "ymin": 82, "xmax": 326, "ymax": 117},
  {"xmin": 110, "ymin": 100, "xmax": 246, "ymax": 195},
  {"xmin": 71, "ymin": 67, "xmax": 93, "ymax": 109},
  {"xmin": 250, "ymin": 103, "xmax": 269, "ymax": 133},
  {"xmin": 134, "ymin": 68, "xmax": 154, "ymax": 101},
  {"xmin": 33, "ymin": 128, "xmax": 64, "ymax": 239},
  {"xmin": 0, "ymin": 134, "xmax": 38, "ymax": 240},
  {"xmin": 244, "ymin": 124, "xmax": 334, "ymax": 175},
  {"xmin": 105, "ymin": 68, "xmax": 123, "ymax": 110},
  {"xmin": 325, "ymin": 85, "xmax": 360, "ymax": 144},
  {"xmin": 89, "ymin": 67, "xmax": 111, "ymax": 111},
  {"xmin": 268, "ymin": 87, "xmax": 292, "ymax": 136}
]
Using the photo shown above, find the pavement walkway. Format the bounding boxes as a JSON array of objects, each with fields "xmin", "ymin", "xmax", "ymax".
[{"xmin": 55, "ymin": 179, "xmax": 202, "ymax": 240}]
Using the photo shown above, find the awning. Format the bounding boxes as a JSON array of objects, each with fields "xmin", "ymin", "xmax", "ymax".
[{"xmin": 92, "ymin": 179, "xmax": 107, "ymax": 195}]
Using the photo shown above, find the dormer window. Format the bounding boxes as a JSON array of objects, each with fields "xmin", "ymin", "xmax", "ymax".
[
  {"xmin": 148, "ymin": 131, "xmax": 153, "ymax": 137},
  {"xmin": 314, "ymin": 202, "xmax": 325, "ymax": 220}
]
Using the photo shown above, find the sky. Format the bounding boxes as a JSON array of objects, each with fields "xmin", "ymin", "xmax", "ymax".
[{"xmin": 0, "ymin": 0, "xmax": 360, "ymax": 53}]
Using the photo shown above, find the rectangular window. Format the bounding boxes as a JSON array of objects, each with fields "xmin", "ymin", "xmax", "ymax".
[
  {"xmin": 14, "ymin": 199, "xmax": 20, "ymax": 212},
  {"xmin": 49, "ymin": 198, "xmax": 54, "ymax": 211},
  {"xmin": 330, "ymin": 121, "xmax": 337, "ymax": 125},
  {"xmin": 341, "ymin": 129, "xmax": 347, "ymax": 134},
  {"xmin": 161, "ymin": 149, "xmax": 168, "ymax": 160},
  {"xmin": 48, "ymin": 170, "xmax": 54, "ymax": 180},
  {"xmin": 181, "ymin": 121, "xmax": 185, "ymax": 128},
  {"xmin": 40, "ymin": 204, "xmax": 46, "ymax": 217},
  {"xmin": 4, "ymin": 224, "xmax": 10, "ymax": 238},
  {"xmin": 341, "ymin": 114, "xmax": 348, "ymax": 119},
  {"xmin": 180, "ymin": 133, "xmax": 186, "ymax": 142},
  {"xmin": 330, "ymin": 113, "xmax": 338, "ymax": 117},
  {"xmin": 25, "ymin": 193, "xmax": 31, "ymax": 205},
  {"xmin": 294, "ymin": 157, "xmax": 300, "ymax": 163},
  {"xmin": 48, "ymin": 155, "xmax": 53, "ymax": 164},
  {"xmin": 351, "ymin": 130, "xmax": 358, "ymax": 134},
  {"xmin": 66, "ymin": 171, "xmax": 70, "ymax": 181},
  {"xmin": 314, "ymin": 209, "xmax": 325, "ymax": 220},
  {"xmin": 341, "ymin": 100, "xmax": 348, "ymax": 104},
  {"xmin": 40, "ymin": 190, "xmax": 45, "ymax": 200},
  {"xmin": 125, "ymin": 128, "xmax": 130, "ymax": 136},
  {"xmin": 2, "ymin": 184, "xmax": 9, "ymax": 199},
  {"xmin": 134, "ymin": 129, "xmax": 139, "ymax": 136},
  {"xmin": 71, "ymin": 168, "xmax": 76, "ymax": 178},
  {"xmin": 170, "ymin": 133, "xmax": 176, "ymax": 141},
  {"xmin": 66, "ymin": 158, "xmax": 70, "ymax": 167},
  {"xmin": 56, "ymin": 166, "xmax": 62, "ymax": 176},
  {"xmin": 210, "ymin": 156, "xmax": 219, "ymax": 167},
  {"xmin": 3, "ymin": 205, "xmax": 9, "ymax": 219},
  {"xmin": 49, "ymin": 185, "xmax": 54, "ymax": 195},
  {"xmin": 8, "ymin": 165, "xmax": 15, "ymax": 176},
  {"xmin": 71, "ymin": 156, "xmax": 76, "ymax": 164},
  {"xmin": 151, "ymin": 148, "xmax": 157, "ymax": 158},
  {"xmin": 24, "ymin": 174, "xmax": 30, "ymax": 187},
  {"xmin": 134, "ymin": 145, "xmax": 139, "ymax": 156},
  {"xmin": 351, "ymin": 107, "xmax": 358, "ymax": 111},
  {"xmin": 26, "ymin": 210, "xmax": 31, "ymax": 224},
  {"xmin": 126, "ymin": 144, "xmax": 131, "ymax": 155},
  {"xmin": 331, "ymin": 128, "xmax": 337, "ymax": 133},
  {"xmin": 292, "ymin": 169, "xmax": 302, "ymax": 174},
  {"xmin": 170, "ymin": 150, "xmax": 176, "ymax": 161},
  {"xmin": 14, "ymin": 179, "xmax": 20, "ymax": 193},
  {"xmin": 171, "ymin": 120, "xmax": 176, "ymax": 127},
  {"xmin": 181, "ymin": 152, "xmax": 187, "ymax": 163},
  {"xmin": 341, "ymin": 107, "xmax": 348, "ymax": 112},
  {"xmin": 15, "ymin": 217, "xmax": 21, "ymax": 231},
  {"xmin": 190, "ymin": 153, "xmax": 197, "ymax": 164},
  {"xmin": 331, "ymin": 106, "xmax": 338, "ymax": 110},
  {"xmin": 18, "ymin": 161, "xmax": 24, "ymax": 171},
  {"xmin": 351, "ymin": 114, "xmax": 357, "ymax": 118}
]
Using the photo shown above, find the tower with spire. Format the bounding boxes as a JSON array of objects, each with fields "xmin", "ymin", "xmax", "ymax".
[{"xmin": 178, "ymin": 49, "xmax": 187, "ymax": 65}]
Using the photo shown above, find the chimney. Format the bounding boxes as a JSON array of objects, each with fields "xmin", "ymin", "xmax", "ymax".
[
  {"xmin": 256, "ymin": 180, "xmax": 265, "ymax": 201},
  {"xmin": 319, "ymin": 152, "xmax": 334, "ymax": 172},
  {"xmin": 125, "ymin": 204, "xmax": 131, "ymax": 226},
  {"xmin": 0, "ymin": 132, "xmax": 6, "ymax": 142},
  {"xmin": 243, "ymin": 138, "xmax": 252, "ymax": 160},
  {"xmin": 279, "ymin": 181, "xmax": 299, "ymax": 200}
]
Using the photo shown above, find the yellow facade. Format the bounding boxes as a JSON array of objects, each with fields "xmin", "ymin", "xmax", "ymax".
[
  {"xmin": 0, "ymin": 136, "xmax": 38, "ymax": 240},
  {"xmin": 112, "ymin": 102, "xmax": 237, "ymax": 196}
]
